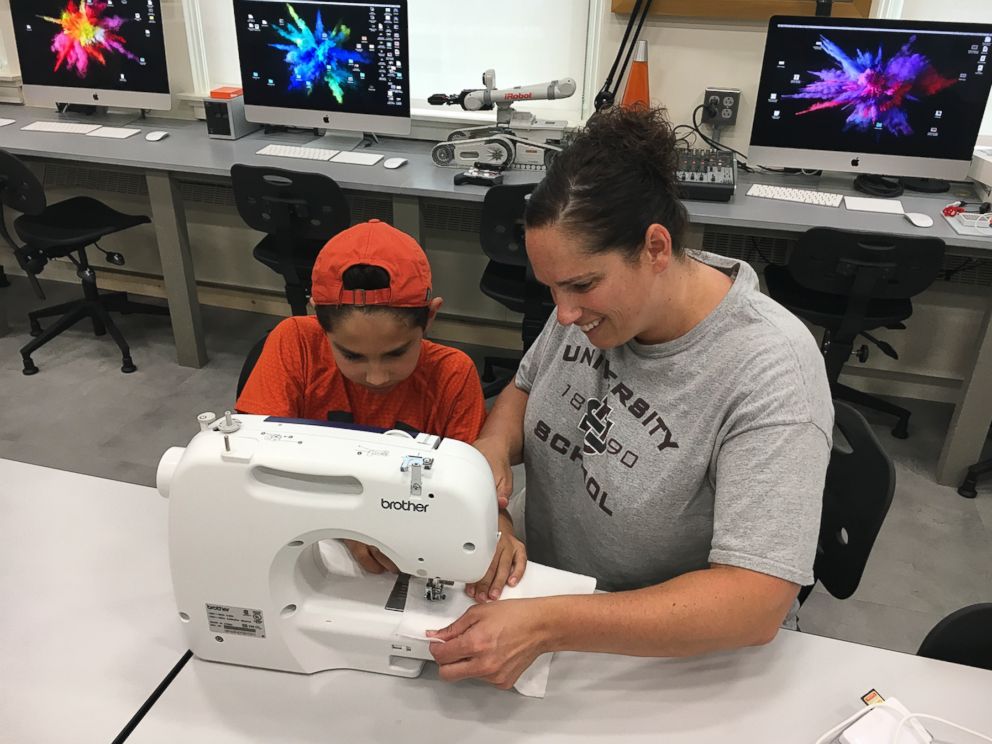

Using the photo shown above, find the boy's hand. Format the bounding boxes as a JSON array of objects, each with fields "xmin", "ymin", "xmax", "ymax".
[
  {"xmin": 466, "ymin": 511, "xmax": 526, "ymax": 602},
  {"xmin": 342, "ymin": 539, "xmax": 399, "ymax": 574},
  {"xmin": 473, "ymin": 438, "xmax": 513, "ymax": 510}
]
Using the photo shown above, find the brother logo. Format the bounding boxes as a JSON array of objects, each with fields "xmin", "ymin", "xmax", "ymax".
[{"xmin": 381, "ymin": 498, "xmax": 429, "ymax": 513}]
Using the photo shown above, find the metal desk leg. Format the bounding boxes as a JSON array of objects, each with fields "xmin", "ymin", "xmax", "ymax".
[
  {"xmin": 936, "ymin": 293, "xmax": 992, "ymax": 485},
  {"xmin": 392, "ymin": 195, "xmax": 421, "ymax": 242},
  {"xmin": 145, "ymin": 172, "xmax": 207, "ymax": 368}
]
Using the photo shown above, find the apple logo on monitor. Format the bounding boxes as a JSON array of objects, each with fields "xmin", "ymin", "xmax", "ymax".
[
  {"xmin": 851, "ymin": 157, "xmax": 860, "ymax": 167},
  {"xmin": 93, "ymin": 93, "xmax": 100, "ymax": 101},
  {"xmin": 323, "ymin": 115, "xmax": 330, "ymax": 123}
]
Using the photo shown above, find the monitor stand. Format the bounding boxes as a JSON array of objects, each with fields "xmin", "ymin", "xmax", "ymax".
[
  {"xmin": 56, "ymin": 103, "xmax": 109, "ymax": 117},
  {"xmin": 853, "ymin": 174, "xmax": 904, "ymax": 198},
  {"xmin": 900, "ymin": 177, "xmax": 950, "ymax": 194}
]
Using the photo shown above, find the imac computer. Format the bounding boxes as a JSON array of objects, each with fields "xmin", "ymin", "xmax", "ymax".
[
  {"xmin": 232, "ymin": 0, "xmax": 411, "ymax": 136},
  {"xmin": 10, "ymin": 0, "xmax": 172, "ymax": 111},
  {"xmin": 749, "ymin": 16, "xmax": 992, "ymax": 184}
]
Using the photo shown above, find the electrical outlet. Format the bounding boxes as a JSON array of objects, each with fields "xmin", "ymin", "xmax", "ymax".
[{"xmin": 701, "ymin": 87, "xmax": 742, "ymax": 126}]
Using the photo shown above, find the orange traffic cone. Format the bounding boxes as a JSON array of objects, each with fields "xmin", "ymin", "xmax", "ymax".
[{"xmin": 621, "ymin": 39, "xmax": 650, "ymax": 109}]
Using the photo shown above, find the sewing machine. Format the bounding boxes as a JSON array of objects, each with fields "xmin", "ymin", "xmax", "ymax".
[{"xmin": 157, "ymin": 413, "xmax": 499, "ymax": 679}]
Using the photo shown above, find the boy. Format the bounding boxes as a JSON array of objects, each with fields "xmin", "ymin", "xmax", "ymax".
[{"xmin": 237, "ymin": 220, "xmax": 523, "ymax": 592}]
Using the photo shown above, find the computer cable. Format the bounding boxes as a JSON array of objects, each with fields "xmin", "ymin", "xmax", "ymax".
[
  {"xmin": 812, "ymin": 699, "xmax": 992, "ymax": 744},
  {"xmin": 942, "ymin": 258, "xmax": 979, "ymax": 281},
  {"xmin": 890, "ymin": 712, "xmax": 992, "ymax": 744}
]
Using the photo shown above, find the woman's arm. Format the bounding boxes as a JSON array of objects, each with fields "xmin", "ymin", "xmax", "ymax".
[
  {"xmin": 473, "ymin": 383, "xmax": 529, "ymax": 506},
  {"xmin": 430, "ymin": 565, "xmax": 798, "ymax": 689}
]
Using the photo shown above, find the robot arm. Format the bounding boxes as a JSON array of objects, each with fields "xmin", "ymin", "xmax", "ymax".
[{"xmin": 429, "ymin": 69, "xmax": 577, "ymax": 112}]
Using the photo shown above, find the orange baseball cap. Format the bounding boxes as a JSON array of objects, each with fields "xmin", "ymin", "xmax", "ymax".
[{"xmin": 311, "ymin": 220, "xmax": 432, "ymax": 307}]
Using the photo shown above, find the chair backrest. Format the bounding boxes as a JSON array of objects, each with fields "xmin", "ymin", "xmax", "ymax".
[
  {"xmin": 0, "ymin": 149, "xmax": 47, "ymax": 218},
  {"xmin": 813, "ymin": 400, "xmax": 895, "ymax": 600},
  {"xmin": 480, "ymin": 183, "xmax": 536, "ymax": 267},
  {"xmin": 788, "ymin": 227, "xmax": 944, "ymax": 300},
  {"xmin": 237, "ymin": 332, "xmax": 271, "ymax": 399},
  {"xmin": 917, "ymin": 603, "xmax": 992, "ymax": 671},
  {"xmin": 230, "ymin": 164, "xmax": 351, "ymax": 243}
]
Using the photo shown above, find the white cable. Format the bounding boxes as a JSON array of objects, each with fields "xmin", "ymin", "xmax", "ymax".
[
  {"xmin": 814, "ymin": 705, "xmax": 879, "ymax": 744},
  {"xmin": 815, "ymin": 701, "xmax": 992, "ymax": 744},
  {"xmin": 891, "ymin": 713, "xmax": 992, "ymax": 744}
]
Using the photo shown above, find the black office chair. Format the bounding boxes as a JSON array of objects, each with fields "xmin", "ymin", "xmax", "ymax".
[
  {"xmin": 0, "ymin": 149, "xmax": 168, "ymax": 375},
  {"xmin": 231, "ymin": 164, "xmax": 351, "ymax": 317},
  {"xmin": 958, "ymin": 436, "xmax": 992, "ymax": 499},
  {"xmin": 798, "ymin": 401, "xmax": 896, "ymax": 605},
  {"xmin": 478, "ymin": 184, "xmax": 555, "ymax": 398},
  {"xmin": 765, "ymin": 227, "xmax": 944, "ymax": 438},
  {"xmin": 237, "ymin": 332, "xmax": 270, "ymax": 399},
  {"xmin": 918, "ymin": 603, "xmax": 992, "ymax": 671}
]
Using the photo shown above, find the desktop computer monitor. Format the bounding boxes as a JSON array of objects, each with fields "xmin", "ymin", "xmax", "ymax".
[
  {"xmin": 232, "ymin": 0, "xmax": 411, "ymax": 136},
  {"xmin": 749, "ymin": 16, "xmax": 992, "ymax": 181},
  {"xmin": 10, "ymin": 0, "xmax": 172, "ymax": 111}
]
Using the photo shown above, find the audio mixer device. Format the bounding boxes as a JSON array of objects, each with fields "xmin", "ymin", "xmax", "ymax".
[{"xmin": 676, "ymin": 148, "xmax": 737, "ymax": 202}]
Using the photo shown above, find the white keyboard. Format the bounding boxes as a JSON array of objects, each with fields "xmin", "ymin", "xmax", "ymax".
[
  {"xmin": 330, "ymin": 151, "xmax": 383, "ymax": 166},
  {"xmin": 256, "ymin": 144, "xmax": 339, "ymax": 161},
  {"xmin": 22, "ymin": 121, "xmax": 101, "ymax": 134},
  {"xmin": 87, "ymin": 127, "xmax": 141, "ymax": 139},
  {"xmin": 747, "ymin": 183, "xmax": 844, "ymax": 208}
]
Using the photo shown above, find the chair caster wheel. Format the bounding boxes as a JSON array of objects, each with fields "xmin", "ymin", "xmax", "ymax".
[
  {"xmin": 958, "ymin": 480, "xmax": 978, "ymax": 499},
  {"xmin": 22, "ymin": 359, "xmax": 39, "ymax": 375},
  {"xmin": 121, "ymin": 359, "xmax": 137, "ymax": 374},
  {"xmin": 891, "ymin": 421, "xmax": 909, "ymax": 439}
]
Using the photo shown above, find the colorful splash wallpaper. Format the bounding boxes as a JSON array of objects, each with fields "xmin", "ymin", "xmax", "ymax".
[
  {"xmin": 39, "ymin": 1, "xmax": 138, "ymax": 78},
  {"xmin": 785, "ymin": 34, "xmax": 958, "ymax": 137},
  {"xmin": 270, "ymin": 4, "xmax": 370, "ymax": 104}
]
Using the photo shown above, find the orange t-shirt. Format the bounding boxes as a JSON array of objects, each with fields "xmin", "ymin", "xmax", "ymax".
[{"xmin": 235, "ymin": 317, "xmax": 486, "ymax": 443}]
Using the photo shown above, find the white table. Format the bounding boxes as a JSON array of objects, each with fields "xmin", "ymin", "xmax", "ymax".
[
  {"xmin": 128, "ymin": 613, "xmax": 992, "ymax": 742},
  {"xmin": 0, "ymin": 459, "xmax": 186, "ymax": 744},
  {"xmin": 3, "ymin": 460, "xmax": 990, "ymax": 743}
]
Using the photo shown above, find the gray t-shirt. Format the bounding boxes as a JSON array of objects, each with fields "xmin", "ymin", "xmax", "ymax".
[{"xmin": 516, "ymin": 251, "xmax": 833, "ymax": 597}]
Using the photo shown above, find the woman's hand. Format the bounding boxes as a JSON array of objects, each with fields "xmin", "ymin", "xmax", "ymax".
[
  {"xmin": 428, "ymin": 599, "xmax": 549, "ymax": 690},
  {"xmin": 466, "ymin": 511, "xmax": 526, "ymax": 602},
  {"xmin": 474, "ymin": 437, "xmax": 514, "ymax": 510},
  {"xmin": 341, "ymin": 539, "xmax": 398, "ymax": 574}
]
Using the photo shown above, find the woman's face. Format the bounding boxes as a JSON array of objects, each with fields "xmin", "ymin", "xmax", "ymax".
[{"xmin": 526, "ymin": 224, "xmax": 664, "ymax": 349}]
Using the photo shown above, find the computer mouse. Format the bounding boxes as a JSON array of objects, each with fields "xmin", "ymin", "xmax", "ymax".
[
  {"xmin": 904, "ymin": 212, "xmax": 933, "ymax": 228},
  {"xmin": 383, "ymin": 157, "xmax": 407, "ymax": 169},
  {"xmin": 145, "ymin": 130, "xmax": 170, "ymax": 142}
]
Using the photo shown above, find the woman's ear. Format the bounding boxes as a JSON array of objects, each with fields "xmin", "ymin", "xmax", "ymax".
[{"xmin": 643, "ymin": 223, "xmax": 674, "ymax": 274}]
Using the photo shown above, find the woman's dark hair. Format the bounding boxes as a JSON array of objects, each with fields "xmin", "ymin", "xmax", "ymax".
[
  {"xmin": 315, "ymin": 264, "xmax": 430, "ymax": 332},
  {"xmin": 525, "ymin": 106, "xmax": 688, "ymax": 260}
]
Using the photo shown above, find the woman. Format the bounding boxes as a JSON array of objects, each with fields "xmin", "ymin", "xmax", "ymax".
[{"xmin": 429, "ymin": 106, "xmax": 834, "ymax": 690}]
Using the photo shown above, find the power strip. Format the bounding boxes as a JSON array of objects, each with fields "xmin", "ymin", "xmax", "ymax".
[{"xmin": 839, "ymin": 698, "xmax": 932, "ymax": 744}]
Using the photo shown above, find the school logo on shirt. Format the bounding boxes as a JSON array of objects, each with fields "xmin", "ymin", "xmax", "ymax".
[{"xmin": 579, "ymin": 397, "xmax": 615, "ymax": 455}]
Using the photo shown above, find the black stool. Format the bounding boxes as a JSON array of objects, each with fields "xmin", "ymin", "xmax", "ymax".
[
  {"xmin": 231, "ymin": 164, "xmax": 351, "ymax": 317},
  {"xmin": 478, "ymin": 184, "xmax": 555, "ymax": 398},
  {"xmin": 0, "ymin": 149, "xmax": 168, "ymax": 375},
  {"xmin": 766, "ymin": 227, "xmax": 944, "ymax": 438}
]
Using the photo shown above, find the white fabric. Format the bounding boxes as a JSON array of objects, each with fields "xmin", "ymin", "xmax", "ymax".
[{"xmin": 318, "ymin": 539, "xmax": 596, "ymax": 697}]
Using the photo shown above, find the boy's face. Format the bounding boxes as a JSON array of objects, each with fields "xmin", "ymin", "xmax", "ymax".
[{"xmin": 325, "ymin": 312, "xmax": 425, "ymax": 393}]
